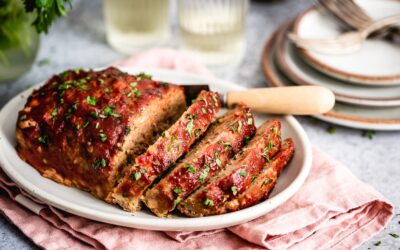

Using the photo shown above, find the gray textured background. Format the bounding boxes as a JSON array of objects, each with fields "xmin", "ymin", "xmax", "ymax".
[{"xmin": 0, "ymin": 0, "xmax": 399, "ymax": 249}]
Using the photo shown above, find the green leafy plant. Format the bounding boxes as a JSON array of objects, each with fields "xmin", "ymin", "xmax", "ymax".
[{"xmin": 0, "ymin": 0, "xmax": 71, "ymax": 65}]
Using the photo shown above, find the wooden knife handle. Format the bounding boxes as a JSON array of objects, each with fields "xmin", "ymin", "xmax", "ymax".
[{"xmin": 226, "ymin": 86, "xmax": 335, "ymax": 115}]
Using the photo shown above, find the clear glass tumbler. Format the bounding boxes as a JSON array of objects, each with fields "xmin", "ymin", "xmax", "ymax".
[
  {"xmin": 103, "ymin": 0, "xmax": 170, "ymax": 54},
  {"xmin": 177, "ymin": 0, "xmax": 249, "ymax": 66}
]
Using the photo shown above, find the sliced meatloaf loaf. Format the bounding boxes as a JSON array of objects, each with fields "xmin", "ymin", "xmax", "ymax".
[
  {"xmin": 16, "ymin": 67, "xmax": 186, "ymax": 200},
  {"xmin": 143, "ymin": 104, "xmax": 256, "ymax": 217},
  {"xmin": 178, "ymin": 119, "xmax": 282, "ymax": 217},
  {"xmin": 111, "ymin": 90, "xmax": 221, "ymax": 212}
]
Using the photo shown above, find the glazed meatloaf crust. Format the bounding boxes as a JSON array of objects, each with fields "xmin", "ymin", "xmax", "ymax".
[
  {"xmin": 178, "ymin": 119, "xmax": 282, "ymax": 217},
  {"xmin": 111, "ymin": 90, "xmax": 221, "ymax": 212},
  {"xmin": 224, "ymin": 138, "xmax": 294, "ymax": 212},
  {"xmin": 16, "ymin": 67, "xmax": 186, "ymax": 200},
  {"xmin": 143, "ymin": 105, "xmax": 256, "ymax": 217}
]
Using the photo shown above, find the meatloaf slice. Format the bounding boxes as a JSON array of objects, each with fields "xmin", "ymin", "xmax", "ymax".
[
  {"xmin": 178, "ymin": 119, "xmax": 281, "ymax": 217},
  {"xmin": 111, "ymin": 90, "xmax": 221, "ymax": 212},
  {"xmin": 16, "ymin": 67, "xmax": 186, "ymax": 200},
  {"xmin": 142, "ymin": 105, "xmax": 256, "ymax": 217},
  {"xmin": 224, "ymin": 138, "xmax": 294, "ymax": 212}
]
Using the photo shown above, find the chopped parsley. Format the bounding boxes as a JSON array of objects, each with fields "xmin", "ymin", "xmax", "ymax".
[
  {"xmin": 51, "ymin": 108, "xmax": 58, "ymax": 119},
  {"xmin": 102, "ymin": 106, "xmax": 121, "ymax": 118},
  {"xmin": 186, "ymin": 163, "xmax": 196, "ymax": 173},
  {"xmin": 244, "ymin": 136, "xmax": 251, "ymax": 144},
  {"xmin": 105, "ymin": 87, "xmax": 111, "ymax": 94},
  {"xmin": 173, "ymin": 197, "xmax": 183, "ymax": 207},
  {"xmin": 133, "ymin": 172, "xmax": 141, "ymax": 181},
  {"xmin": 215, "ymin": 151, "xmax": 222, "ymax": 167},
  {"xmin": 93, "ymin": 158, "xmax": 107, "ymax": 169},
  {"xmin": 199, "ymin": 166, "xmax": 210, "ymax": 183},
  {"xmin": 91, "ymin": 111, "xmax": 99, "ymax": 118},
  {"xmin": 38, "ymin": 135, "xmax": 47, "ymax": 144},
  {"xmin": 137, "ymin": 72, "xmax": 152, "ymax": 79},
  {"xmin": 327, "ymin": 126, "xmax": 336, "ymax": 134},
  {"xmin": 86, "ymin": 96, "xmax": 97, "ymax": 106},
  {"xmin": 95, "ymin": 122, "xmax": 99, "ymax": 129},
  {"xmin": 220, "ymin": 141, "xmax": 231, "ymax": 152},
  {"xmin": 185, "ymin": 115, "xmax": 195, "ymax": 137},
  {"xmin": 173, "ymin": 188, "xmax": 182, "ymax": 194},
  {"xmin": 130, "ymin": 82, "xmax": 137, "ymax": 87},
  {"xmin": 19, "ymin": 114, "xmax": 27, "ymax": 121},
  {"xmin": 212, "ymin": 95, "xmax": 219, "ymax": 107},
  {"xmin": 201, "ymin": 107, "xmax": 207, "ymax": 114},
  {"xmin": 99, "ymin": 132, "xmax": 107, "ymax": 142},
  {"xmin": 231, "ymin": 186, "xmax": 238, "ymax": 196},
  {"xmin": 262, "ymin": 178, "xmax": 273, "ymax": 186},
  {"xmin": 363, "ymin": 130, "xmax": 375, "ymax": 140},
  {"xmin": 83, "ymin": 121, "xmax": 90, "ymax": 128},
  {"xmin": 204, "ymin": 198, "xmax": 214, "ymax": 206},
  {"xmin": 194, "ymin": 128, "xmax": 202, "ymax": 137},
  {"xmin": 124, "ymin": 126, "xmax": 131, "ymax": 135},
  {"xmin": 161, "ymin": 82, "xmax": 169, "ymax": 87},
  {"xmin": 252, "ymin": 175, "xmax": 257, "ymax": 182},
  {"xmin": 239, "ymin": 169, "xmax": 247, "ymax": 177},
  {"xmin": 247, "ymin": 118, "xmax": 253, "ymax": 125},
  {"xmin": 229, "ymin": 124, "xmax": 237, "ymax": 133},
  {"xmin": 131, "ymin": 88, "xmax": 141, "ymax": 97},
  {"xmin": 238, "ymin": 120, "xmax": 242, "ymax": 133},
  {"xmin": 389, "ymin": 233, "xmax": 399, "ymax": 238}
]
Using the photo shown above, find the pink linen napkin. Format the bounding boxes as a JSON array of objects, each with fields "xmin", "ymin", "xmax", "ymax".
[{"xmin": 0, "ymin": 48, "xmax": 394, "ymax": 250}]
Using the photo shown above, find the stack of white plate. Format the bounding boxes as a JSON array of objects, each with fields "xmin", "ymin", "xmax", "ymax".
[{"xmin": 261, "ymin": 0, "xmax": 400, "ymax": 131}]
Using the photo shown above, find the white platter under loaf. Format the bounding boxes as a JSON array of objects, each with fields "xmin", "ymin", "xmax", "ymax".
[
  {"xmin": 261, "ymin": 29, "xmax": 400, "ymax": 131},
  {"xmin": 293, "ymin": 0, "xmax": 400, "ymax": 86},
  {"xmin": 0, "ymin": 67, "xmax": 312, "ymax": 231}
]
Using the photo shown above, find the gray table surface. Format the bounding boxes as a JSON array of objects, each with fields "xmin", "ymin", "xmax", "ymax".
[{"xmin": 0, "ymin": 0, "xmax": 399, "ymax": 249}]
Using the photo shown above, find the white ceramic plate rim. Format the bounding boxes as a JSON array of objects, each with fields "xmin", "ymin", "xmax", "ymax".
[
  {"xmin": 262, "ymin": 29, "xmax": 400, "ymax": 131},
  {"xmin": 0, "ymin": 67, "xmax": 312, "ymax": 231},
  {"xmin": 276, "ymin": 25, "xmax": 400, "ymax": 107},
  {"xmin": 293, "ymin": 2, "xmax": 400, "ymax": 86}
]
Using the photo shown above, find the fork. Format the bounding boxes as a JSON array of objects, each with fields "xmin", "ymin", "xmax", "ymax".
[
  {"xmin": 317, "ymin": 0, "xmax": 400, "ymax": 38},
  {"xmin": 289, "ymin": 15, "xmax": 400, "ymax": 54}
]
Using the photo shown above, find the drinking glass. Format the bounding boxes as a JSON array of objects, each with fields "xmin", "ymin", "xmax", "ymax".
[
  {"xmin": 177, "ymin": 0, "xmax": 249, "ymax": 66},
  {"xmin": 103, "ymin": 0, "xmax": 170, "ymax": 54}
]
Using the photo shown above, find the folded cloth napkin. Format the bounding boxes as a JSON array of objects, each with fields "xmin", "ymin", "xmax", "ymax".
[{"xmin": 0, "ymin": 49, "xmax": 394, "ymax": 250}]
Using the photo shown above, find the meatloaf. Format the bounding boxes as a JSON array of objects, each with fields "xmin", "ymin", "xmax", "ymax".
[
  {"xmin": 16, "ymin": 67, "xmax": 186, "ymax": 200},
  {"xmin": 224, "ymin": 138, "xmax": 294, "ymax": 212},
  {"xmin": 178, "ymin": 119, "xmax": 282, "ymax": 217},
  {"xmin": 143, "ymin": 105, "xmax": 256, "ymax": 217},
  {"xmin": 111, "ymin": 90, "xmax": 221, "ymax": 212}
]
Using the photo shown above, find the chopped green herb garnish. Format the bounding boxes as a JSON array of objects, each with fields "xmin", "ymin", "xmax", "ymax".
[
  {"xmin": 86, "ymin": 96, "xmax": 97, "ymax": 106},
  {"xmin": 51, "ymin": 108, "xmax": 58, "ymax": 119},
  {"xmin": 131, "ymin": 88, "xmax": 141, "ymax": 97},
  {"xmin": 374, "ymin": 241, "xmax": 381, "ymax": 246},
  {"xmin": 185, "ymin": 115, "xmax": 195, "ymax": 137},
  {"xmin": 199, "ymin": 166, "xmax": 210, "ymax": 183},
  {"xmin": 327, "ymin": 126, "xmax": 336, "ymax": 135},
  {"xmin": 363, "ymin": 130, "xmax": 375, "ymax": 140},
  {"xmin": 124, "ymin": 126, "xmax": 131, "ymax": 135},
  {"xmin": 19, "ymin": 114, "xmax": 27, "ymax": 121},
  {"xmin": 60, "ymin": 98, "xmax": 64, "ymax": 104},
  {"xmin": 99, "ymin": 132, "xmax": 107, "ymax": 142},
  {"xmin": 95, "ymin": 122, "xmax": 99, "ymax": 129},
  {"xmin": 74, "ymin": 68, "xmax": 81, "ymax": 74},
  {"xmin": 215, "ymin": 151, "xmax": 222, "ymax": 167},
  {"xmin": 173, "ymin": 188, "xmax": 182, "ymax": 194},
  {"xmin": 252, "ymin": 175, "xmax": 257, "ymax": 182},
  {"xmin": 201, "ymin": 107, "xmax": 207, "ymax": 114},
  {"xmin": 220, "ymin": 141, "xmax": 231, "ymax": 152},
  {"xmin": 161, "ymin": 82, "xmax": 169, "ymax": 87},
  {"xmin": 133, "ymin": 172, "xmax": 141, "ymax": 181},
  {"xmin": 229, "ymin": 124, "xmax": 237, "ymax": 133},
  {"xmin": 244, "ymin": 136, "xmax": 251, "ymax": 144},
  {"xmin": 93, "ymin": 158, "xmax": 107, "ymax": 169},
  {"xmin": 247, "ymin": 118, "xmax": 253, "ymax": 125},
  {"xmin": 262, "ymin": 178, "xmax": 273, "ymax": 186},
  {"xmin": 38, "ymin": 135, "xmax": 47, "ymax": 144},
  {"xmin": 194, "ymin": 128, "xmax": 202, "ymax": 137},
  {"xmin": 130, "ymin": 82, "xmax": 137, "ymax": 87},
  {"xmin": 91, "ymin": 111, "xmax": 99, "ymax": 118},
  {"xmin": 72, "ymin": 102, "xmax": 78, "ymax": 110},
  {"xmin": 105, "ymin": 87, "xmax": 111, "ymax": 94},
  {"xmin": 83, "ymin": 121, "xmax": 90, "ymax": 128},
  {"xmin": 231, "ymin": 186, "xmax": 238, "ymax": 196},
  {"xmin": 239, "ymin": 169, "xmax": 247, "ymax": 177},
  {"xmin": 59, "ymin": 70, "xmax": 70, "ymax": 78},
  {"xmin": 186, "ymin": 163, "xmax": 196, "ymax": 173},
  {"xmin": 237, "ymin": 120, "xmax": 242, "ymax": 133},
  {"xmin": 103, "ymin": 106, "xmax": 121, "ymax": 118},
  {"xmin": 137, "ymin": 72, "xmax": 152, "ymax": 79},
  {"xmin": 204, "ymin": 198, "xmax": 214, "ymax": 206},
  {"xmin": 389, "ymin": 233, "xmax": 399, "ymax": 238},
  {"xmin": 76, "ymin": 124, "xmax": 81, "ymax": 130},
  {"xmin": 99, "ymin": 79, "xmax": 105, "ymax": 84},
  {"xmin": 173, "ymin": 197, "xmax": 183, "ymax": 207}
]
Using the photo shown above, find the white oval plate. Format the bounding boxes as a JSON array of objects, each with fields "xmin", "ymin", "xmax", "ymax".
[
  {"xmin": 0, "ymin": 68, "xmax": 312, "ymax": 231},
  {"xmin": 294, "ymin": 0, "xmax": 400, "ymax": 86},
  {"xmin": 276, "ymin": 23, "xmax": 400, "ymax": 107},
  {"xmin": 262, "ymin": 29, "xmax": 400, "ymax": 131}
]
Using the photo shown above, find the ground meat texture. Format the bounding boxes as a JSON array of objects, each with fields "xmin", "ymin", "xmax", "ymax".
[
  {"xmin": 224, "ymin": 138, "xmax": 294, "ymax": 212},
  {"xmin": 142, "ymin": 105, "xmax": 256, "ymax": 217},
  {"xmin": 16, "ymin": 67, "xmax": 186, "ymax": 200},
  {"xmin": 178, "ymin": 119, "xmax": 282, "ymax": 217},
  {"xmin": 111, "ymin": 90, "xmax": 221, "ymax": 212}
]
